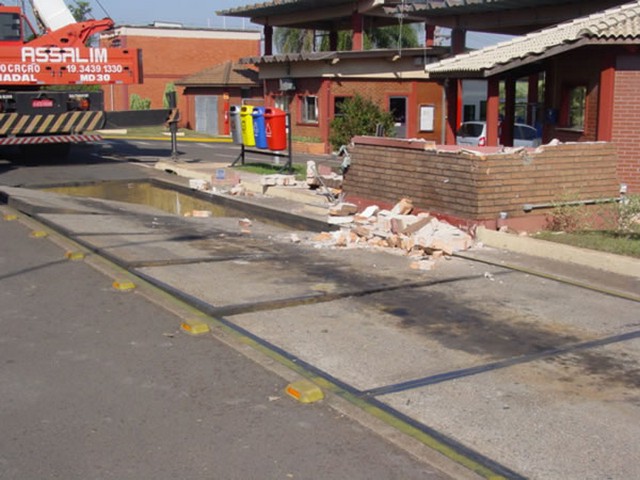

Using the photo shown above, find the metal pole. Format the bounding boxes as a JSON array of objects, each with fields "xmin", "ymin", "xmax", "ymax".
[{"xmin": 166, "ymin": 91, "xmax": 179, "ymax": 159}]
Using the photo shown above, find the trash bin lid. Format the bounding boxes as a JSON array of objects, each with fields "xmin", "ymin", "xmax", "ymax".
[{"xmin": 264, "ymin": 107, "xmax": 285, "ymax": 117}]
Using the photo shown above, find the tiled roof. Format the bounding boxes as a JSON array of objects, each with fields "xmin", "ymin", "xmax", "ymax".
[
  {"xmin": 425, "ymin": 1, "xmax": 640, "ymax": 78},
  {"xmin": 217, "ymin": 0, "xmax": 349, "ymax": 17},
  {"xmin": 175, "ymin": 61, "xmax": 259, "ymax": 87}
]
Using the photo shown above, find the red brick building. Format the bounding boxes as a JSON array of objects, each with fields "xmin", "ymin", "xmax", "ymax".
[
  {"xmin": 100, "ymin": 25, "xmax": 261, "ymax": 127},
  {"xmin": 426, "ymin": 1, "xmax": 640, "ymax": 193},
  {"xmin": 217, "ymin": 0, "xmax": 640, "ymax": 228},
  {"xmin": 176, "ymin": 61, "xmax": 263, "ymax": 136},
  {"xmin": 241, "ymin": 48, "xmax": 448, "ymax": 153}
]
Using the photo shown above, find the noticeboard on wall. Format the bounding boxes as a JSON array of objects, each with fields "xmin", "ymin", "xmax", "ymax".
[{"xmin": 419, "ymin": 104, "xmax": 435, "ymax": 132}]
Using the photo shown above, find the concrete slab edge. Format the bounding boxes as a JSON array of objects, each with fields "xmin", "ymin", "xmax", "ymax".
[
  {"xmin": 155, "ymin": 161, "xmax": 331, "ymax": 211},
  {"xmin": 477, "ymin": 227, "xmax": 640, "ymax": 278}
]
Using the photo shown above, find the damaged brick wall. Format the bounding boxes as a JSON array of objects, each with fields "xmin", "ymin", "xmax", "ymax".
[{"xmin": 344, "ymin": 137, "xmax": 620, "ymax": 229}]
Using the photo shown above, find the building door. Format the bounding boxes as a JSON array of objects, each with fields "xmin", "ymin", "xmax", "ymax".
[
  {"xmin": 195, "ymin": 95, "xmax": 219, "ymax": 136},
  {"xmin": 389, "ymin": 96, "xmax": 407, "ymax": 138}
]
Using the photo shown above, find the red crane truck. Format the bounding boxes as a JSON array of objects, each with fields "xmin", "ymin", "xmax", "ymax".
[{"xmin": 0, "ymin": 0, "xmax": 170, "ymax": 156}]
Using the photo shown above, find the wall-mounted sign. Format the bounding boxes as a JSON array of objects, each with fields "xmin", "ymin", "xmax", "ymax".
[
  {"xmin": 279, "ymin": 77, "xmax": 295, "ymax": 91},
  {"xmin": 419, "ymin": 104, "xmax": 435, "ymax": 132}
]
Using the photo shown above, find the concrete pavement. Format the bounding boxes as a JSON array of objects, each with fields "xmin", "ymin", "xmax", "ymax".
[
  {"xmin": 0, "ymin": 209, "xmax": 451, "ymax": 480},
  {"xmin": 1, "ymin": 145, "xmax": 639, "ymax": 479}
]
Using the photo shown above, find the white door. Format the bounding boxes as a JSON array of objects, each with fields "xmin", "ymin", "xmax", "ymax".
[{"xmin": 195, "ymin": 95, "xmax": 219, "ymax": 136}]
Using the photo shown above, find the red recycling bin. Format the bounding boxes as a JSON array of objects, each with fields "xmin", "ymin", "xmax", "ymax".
[{"xmin": 264, "ymin": 108, "xmax": 287, "ymax": 151}]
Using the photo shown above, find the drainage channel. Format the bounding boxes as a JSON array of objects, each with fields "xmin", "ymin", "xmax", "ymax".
[{"xmin": 42, "ymin": 178, "xmax": 332, "ymax": 233}]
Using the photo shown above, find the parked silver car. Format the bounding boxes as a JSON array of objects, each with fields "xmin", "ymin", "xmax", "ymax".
[{"xmin": 456, "ymin": 121, "xmax": 542, "ymax": 147}]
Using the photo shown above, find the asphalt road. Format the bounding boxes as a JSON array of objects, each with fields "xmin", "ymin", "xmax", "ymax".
[
  {"xmin": 101, "ymin": 137, "xmax": 337, "ymax": 168},
  {"xmin": 2, "ymin": 139, "xmax": 639, "ymax": 480},
  {"xmin": 0, "ymin": 143, "xmax": 451, "ymax": 480}
]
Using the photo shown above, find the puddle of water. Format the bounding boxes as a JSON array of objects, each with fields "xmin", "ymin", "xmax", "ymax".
[{"xmin": 45, "ymin": 181, "xmax": 247, "ymax": 218}]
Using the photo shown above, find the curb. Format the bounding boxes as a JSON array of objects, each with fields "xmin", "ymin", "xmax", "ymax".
[
  {"xmin": 155, "ymin": 160, "xmax": 331, "ymax": 215},
  {"xmin": 477, "ymin": 227, "xmax": 640, "ymax": 278},
  {"xmin": 101, "ymin": 135, "xmax": 233, "ymax": 143}
]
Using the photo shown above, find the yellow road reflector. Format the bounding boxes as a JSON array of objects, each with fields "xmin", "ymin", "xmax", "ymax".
[
  {"xmin": 3, "ymin": 214, "xmax": 18, "ymax": 221},
  {"xmin": 112, "ymin": 280, "xmax": 136, "ymax": 291},
  {"xmin": 180, "ymin": 319, "xmax": 211, "ymax": 336},
  {"xmin": 65, "ymin": 251, "xmax": 86, "ymax": 261},
  {"xmin": 30, "ymin": 230, "xmax": 48, "ymax": 238},
  {"xmin": 285, "ymin": 379, "xmax": 324, "ymax": 404}
]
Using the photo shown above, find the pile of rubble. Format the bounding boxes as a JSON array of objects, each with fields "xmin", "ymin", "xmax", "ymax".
[{"xmin": 310, "ymin": 198, "xmax": 474, "ymax": 270}]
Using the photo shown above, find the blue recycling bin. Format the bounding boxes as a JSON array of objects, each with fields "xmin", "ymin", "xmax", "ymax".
[{"xmin": 252, "ymin": 106, "xmax": 268, "ymax": 149}]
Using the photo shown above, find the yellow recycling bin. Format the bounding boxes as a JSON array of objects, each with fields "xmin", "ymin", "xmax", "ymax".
[{"xmin": 240, "ymin": 105, "xmax": 256, "ymax": 147}]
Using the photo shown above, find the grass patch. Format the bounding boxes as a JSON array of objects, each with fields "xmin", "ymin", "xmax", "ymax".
[
  {"xmin": 292, "ymin": 135, "xmax": 322, "ymax": 143},
  {"xmin": 533, "ymin": 230, "xmax": 640, "ymax": 258},
  {"xmin": 234, "ymin": 162, "xmax": 305, "ymax": 180}
]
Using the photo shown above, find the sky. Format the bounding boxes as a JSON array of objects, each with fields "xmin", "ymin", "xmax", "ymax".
[
  {"xmin": 75, "ymin": 0, "xmax": 256, "ymax": 29},
  {"xmin": 11, "ymin": 0, "xmax": 513, "ymax": 48}
]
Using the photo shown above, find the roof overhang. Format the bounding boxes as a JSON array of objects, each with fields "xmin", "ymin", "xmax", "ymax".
[
  {"xmin": 218, "ymin": 0, "xmax": 631, "ymax": 35},
  {"xmin": 427, "ymin": 39, "xmax": 638, "ymax": 80},
  {"xmin": 239, "ymin": 46, "xmax": 449, "ymax": 65},
  {"xmin": 424, "ymin": 2, "xmax": 640, "ymax": 79},
  {"xmin": 406, "ymin": 0, "xmax": 629, "ymax": 34},
  {"xmin": 218, "ymin": 0, "xmax": 425, "ymax": 30}
]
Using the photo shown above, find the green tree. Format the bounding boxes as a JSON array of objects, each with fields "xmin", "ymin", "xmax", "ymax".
[
  {"xmin": 67, "ymin": 1, "xmax": 92, "ymax": 22},
  {"xmin": 368, "ymin": 24, "xmax": 419, "ymax": 49},
  {"xmin": 313, "ymin": 24, "xmax": 421, "ymax": 52},
  {"xmin": 130, "ymin": 94, "xmax": 151, "ymax": 110},
  {"xmin": 329, "ymin": 94, "xmax": 395, "ymax": 150},
  {"xmin": 162, "ymin": 83, "xmax": 176, "ymax": 108},
  {"xmin": 274, "ymin": 27, "xmax": 317, "ymax": 53}
]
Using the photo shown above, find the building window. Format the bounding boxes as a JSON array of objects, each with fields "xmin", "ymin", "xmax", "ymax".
[
  {"xmin": 463, "ymin": 104, "xmax": 476, "ymax": 122},
  {"xmin": 274, "ymin": 95, "xmax": 290, "ymax": 112},
  {"xmin": 334, "ymin": 96, "xmax": 349, "ymax": 117},
  {"xmin": 568, "ymin": 86, "xmax": 586, "ymax": 129},
  {"xmin": 561, "ymin": 85, "xmax": 586, "ymax": 130},
  {"xmin": 301, "ymin": 95, "xmax": 319, "ymax": 124},
  {"xmin": 0, "ymin": 13, "xmax": 22, "ymax": 41}
]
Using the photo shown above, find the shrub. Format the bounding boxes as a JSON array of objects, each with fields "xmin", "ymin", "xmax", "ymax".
[
  {"xmin": 545, "ymin": 191, "xmax": 594, "ymax": 232},
  {"xmin": 618, "ymin": 194, "xmax": 640, "ymax": 232},
  {"xmin": 163, "ymin": 83, "xmax": 176, "ymax": 108},
  {"xmin": 329, "ymin": 95, "xmax": 395, "ymax": 150},
  {"xmin": 130, "ymin": 94, "xmax": 151, "ymax": 110}
]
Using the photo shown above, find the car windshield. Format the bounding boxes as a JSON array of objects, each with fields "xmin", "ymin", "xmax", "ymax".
[
  {"xmin": 515, "ymin": 125, "xmax": 538, "ymax": 140},
  {"xmin": 457, "ymin": 123, "xmax": 484, "ymax": 137}
]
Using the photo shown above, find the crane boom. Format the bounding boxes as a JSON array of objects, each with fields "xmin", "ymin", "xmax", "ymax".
[{"xmin": 30, "ymin": 0, "xmax": 76, "ymax": 32}]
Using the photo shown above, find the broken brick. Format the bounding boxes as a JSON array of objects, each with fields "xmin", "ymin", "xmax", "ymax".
[{"xmin": 329, "ymin": 202, "xmax": 358, "ymax": 216}]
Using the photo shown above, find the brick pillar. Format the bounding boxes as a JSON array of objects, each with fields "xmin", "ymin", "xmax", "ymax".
[
  {"xmin": 445, "ymin": 80, "xmax": 459, "ymax": 145},
  {"xmin": 597, "ymin": 54, "xmax": 615, "ymax": 142},
  {"xmin": 425, "ymin": 24, "xmax": 435, "ymax": 47},
  {"xmin": 451, "ymin": 28, "xmax": 466, "ymax": 54},
  {"xmin": 502, "ymin": 77, "xmax": 516, "ymax": 146},
  {"xmin": 352, "ymin": 12, "xmax": 363, "ymax": 51},
  {"xmin": 329, "ymin": 30, "xmax": 338, "ymax": 51},
  {"xmin": 264, "ymin": 25, "xmax": 273, "ymax": 55},
  {"xmin": 486, "ymin": 78, "xmax": 500, "ymax": 146}
]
